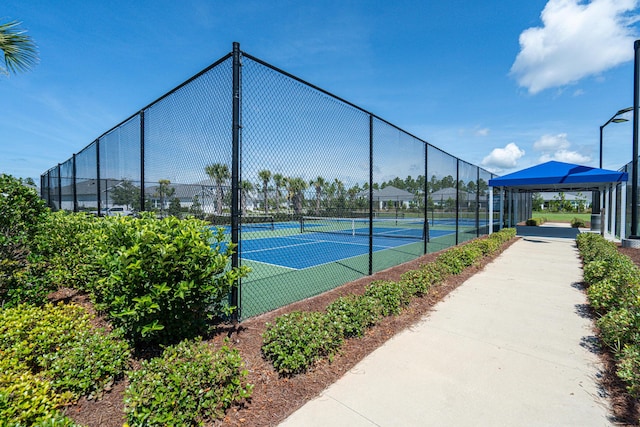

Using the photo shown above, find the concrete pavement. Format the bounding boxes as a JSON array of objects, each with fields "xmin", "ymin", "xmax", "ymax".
[{"xmin": 280, "ymin": 228, "xmax": 613, "ymax": 426}]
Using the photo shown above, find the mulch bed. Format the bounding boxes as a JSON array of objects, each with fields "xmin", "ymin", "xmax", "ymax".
[{"xmin": 60, "ymin": 235, "xmax": 640, "ymax": 426}]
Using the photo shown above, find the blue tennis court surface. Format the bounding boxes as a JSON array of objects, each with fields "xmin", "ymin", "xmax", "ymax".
[{"xmin": 239, "ymin": 229, "xmax": 454, "ymax": 270}]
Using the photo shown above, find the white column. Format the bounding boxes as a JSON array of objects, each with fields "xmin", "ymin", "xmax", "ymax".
[
  {"xmin": 499, "ymin": 187, "xmax": 504, "ymax": 231},
  {"xmin": 489, "ymin": 186, "xmax": 494, "ymax": 235},
  {"xmin": 621, "ymin": 181, "xmax": 627, "ymax": 239},
  {"xmin": 611, "ymin": 184, "xmax": 618, "ymax": 237}
]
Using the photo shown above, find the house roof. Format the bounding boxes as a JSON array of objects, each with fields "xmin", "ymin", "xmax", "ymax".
[
  {"xmin": 357, "ymin": 185, "xmax": 415, "ymax": 201},
  {"xmin": 488, "ymin": 161, "xmax": 628, "ymax": 192}
]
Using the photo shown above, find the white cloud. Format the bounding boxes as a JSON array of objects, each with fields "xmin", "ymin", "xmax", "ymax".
[
  {"xmin": 533, "ymin": 133, "xmax": 591, "ymax": 164},
  {"xmin": 475, "ymin": 128, "xmax": 490, "ymax": 137},
  {"xmin": 481, "ymin": 142, "xmax": 526, "ymax": 171},
  {"xmin": 539, "ymin": 149, "xmax": 591, "ymax": 163},
  {"xmin": 532, "ymin": 133, "xmax": 570, "ymax": 151},
  {"xmin": 511, "ymin": 0, "xmax": 640, "ymax": 94}
]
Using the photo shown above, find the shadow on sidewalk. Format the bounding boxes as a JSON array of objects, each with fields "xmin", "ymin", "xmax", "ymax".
[{"xmin": 515, "ymin": 225, "xmax": 580, "ymax": 239}]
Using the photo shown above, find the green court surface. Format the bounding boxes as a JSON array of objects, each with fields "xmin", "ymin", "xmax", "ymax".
[{"xmin": 237, "ymin": 221, "xmax": 482, "ymax": 319}]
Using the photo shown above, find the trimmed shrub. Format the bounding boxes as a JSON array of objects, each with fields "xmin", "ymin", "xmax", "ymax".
[
  {"xmin": 92, "ymin": 213, "xmax": 249, "ymax": 346},
  {"xmin": 0, "ymin": 174, "xmax": 51, "ymax": 307},
  {"xmin": 124, "ymin": 339, "xmax": 253, "ymax": 425},
  {"xmin": 263, "ymin": 228, "xmax": 518, "ymax": 375},
  {"xmin": 0, "ymin": 357, "xmax": 78, "ymax": 426},
  {"xmin": 262, "ymin": 311, "xmax": 343, "ymax": 375},
  {"xmin": 597, "ymin": 307, "xmax": 639, "ymax": 351},
  {"xmin": 618, "ymin": 344, "xmax": 640, "ymax": 397},
  {"xmin": 570, "ymin": 217, "xmax": 586, "ymax": 228},
  {"xmin": 526, "ymin": 217, "xmax": 543, "ymax": 226},
  {"xmin": 364, "ymin": 280, "xmax": 410, "ymax": 316},
  {"xmin": 0, "ymin": 303, "xmax": 130, "ymax": 401},
  {"xmin": 327, "ymin": 294, "xmax": 381, "ymax": 338},
  {"xmin": 34, "ymin": 211, "xmax": 101, "ymax": 293}
]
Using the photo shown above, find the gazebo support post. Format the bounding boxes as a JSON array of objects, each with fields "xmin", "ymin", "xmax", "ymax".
[
  {"xmin": 488, "ymin": 186, "xmax": 494, "ymax": 235},
  {"xmin": 621, "ymin": 181, "xmax": 627, "ymax": 239}
]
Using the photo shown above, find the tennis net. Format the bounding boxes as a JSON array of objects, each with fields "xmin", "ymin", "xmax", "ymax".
[
  {"xmin": 300, "ymin": 216, "xmax": 426, "ymax": 240},
  {"xmin": 242, "ymin": 215, "xmax": 275, "ymax": 230}
]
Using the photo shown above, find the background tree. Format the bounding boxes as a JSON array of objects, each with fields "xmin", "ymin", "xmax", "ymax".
[
  {"xmin": 188, "ymin": 195, "xmax": 205, "ymax": 219},
  {"xmin": 0, "ymin": 20, "xmax": 38, "ymax": 76},
  {"xmin": 287, "ymin": 177, "xmax": 308, "ymax": 214},
  {"xmin": 167, "ymin": 198, "xmax": 182, "ymax": 217},
  {"xmin": 109, "ymin": 179, "xmax": 139, "ymax": 210},
  {"xmin": 240, "ymin": 180, "xmax": 254, "ymax": 215},
  {"xmin": 258, "ymin": 170, "xmax": 271, "ymax": 215},
  {"xmin": 310, "ymin": 176, "xmax": 326, "ymax": 215},
  {"xmin": 154, "ymin": 179, "xmax": 175, "ymax": 217},
  {"xmin": 205, "ymin": 163, "xmax": 230, "ymax": 215},
  {"xmin": 532, "ymin": 193, "xmax": 544, "ymax": 211},
  {"xmin": 273, "ymin": 173, "xmax": 285, "ymax": 213}
]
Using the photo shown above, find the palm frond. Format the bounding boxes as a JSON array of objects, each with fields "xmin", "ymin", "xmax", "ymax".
[{"xmin": 0, "ymin": 20, "xmax": 39, "ymax": 75}]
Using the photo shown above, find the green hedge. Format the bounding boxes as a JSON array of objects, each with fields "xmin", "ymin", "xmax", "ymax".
[
  {"xmin": 124, "ymin": 338, "xmax": 253, "ymax": 426},
  {"xmin": 262, "ymin": 228, "xmax": 517, "ymax": 375},
  {"xmin": 91, "ymin": 213, "xmax": 249, "ymax": 347},
  {"xmin": 576, "ymin": 233, "xmax": 640, "ymax": 400},
  {"xmin": 0, "ymin": 303, "xmax": 129, "ymax": 425}
]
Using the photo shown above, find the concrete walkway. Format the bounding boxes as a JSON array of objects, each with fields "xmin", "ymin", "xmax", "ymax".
[{"xmin": 280, "ymin": 229, "xmax": 613, "ymax": 426}]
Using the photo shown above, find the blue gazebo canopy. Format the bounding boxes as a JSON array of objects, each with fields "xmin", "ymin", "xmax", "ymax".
[{"xmin": 488, "ymin": 161, "xmax": 627, "ymax": 192}]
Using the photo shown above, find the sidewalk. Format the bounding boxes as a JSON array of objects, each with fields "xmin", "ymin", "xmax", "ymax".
[{"xmin": 280, "ymin": 229, "xmax": 613, "ymax": 426}]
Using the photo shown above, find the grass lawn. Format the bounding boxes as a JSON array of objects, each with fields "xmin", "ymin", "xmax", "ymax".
[{"xmin": 532, "ymin": 211, "xmax": 591, "ymax": 223}]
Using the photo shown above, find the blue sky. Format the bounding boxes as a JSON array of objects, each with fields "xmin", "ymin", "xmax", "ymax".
[{"xmin": 2, "ymin": 0, "xmax": 640, "ymax": 183}]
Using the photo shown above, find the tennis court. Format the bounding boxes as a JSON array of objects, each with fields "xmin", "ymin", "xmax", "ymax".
[
  {"xmin": 233, "ymin": 218, "xmax": 468, "ymax": 318},
  {"xmin": 240, "ymin": 229, "xmax": 453, "ymax": 270}
]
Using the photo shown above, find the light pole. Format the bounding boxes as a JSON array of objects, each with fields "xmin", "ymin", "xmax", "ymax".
[
  {"xmin": 632, "ymin": 40, "xmax": 640, "ymax": 237},
  {"xmin": 600, "ymin": 107, "xmax": 632, "ymax": 169},
  {"xmin": 595, "ymin": 107, "xmax": 631, "ymax": 216}
]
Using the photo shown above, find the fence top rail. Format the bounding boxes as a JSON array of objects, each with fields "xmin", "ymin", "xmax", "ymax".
[{"xmin": 40, "ymin": 43, "xmax": 495, "ymax": 179}]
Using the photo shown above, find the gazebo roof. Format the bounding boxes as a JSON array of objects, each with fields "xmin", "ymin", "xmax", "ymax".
[{"xmin": 488, "ymin": 161, "xmax": 627, "ymax": 192}]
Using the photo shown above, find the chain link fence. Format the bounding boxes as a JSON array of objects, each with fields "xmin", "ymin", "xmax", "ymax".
[{"xmin": 41, "ymin": 43, "xmax": 499, "ymax": 320}]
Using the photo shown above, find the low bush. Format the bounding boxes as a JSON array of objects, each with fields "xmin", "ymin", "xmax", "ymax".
[
  {"xmin": 525, "ymin": 217, "xmax": 545, "ymax": 226},
  {"xmin": 124, "ymin": 338, "xmax": 253, "ymax": 426},
  {"xmin": 0, "ymin": 174, "xmax": 51, "ymax": 307},
  {"xmin": 0, "ymin": 303, "xmax": 129, "ymax": 424},
  {"xmin": 263, "ymin": 228, "xmax": 517, "ymax": 375},
  {"xmin": 326, "ymin": 295, "xmax": 380, "ymax": 338},
  {"xmin": 576, "ymin": 232, "xmax": 640, "ymax": 398},
  {"xmin": 0, "ymin": 357, "xmax": 78, "ymax": 426},
  {"xmin": 262, "ymin": 311, "xmax": 343, "ymax": 375},
  {"xmin": 570, "ymin": 217, "xmax": 586, "ymax": 228},
  {"xmin": 34, "ymin": 211, "xmax": 101, "ymax": 293},
  {"xmin": 92, "ymin": 213, "xmax": 249, "ymax": 346},
  {"xmin": 617, "ymin": 344, "xmax": 640, "ymax": 397},
  {"xmin": 597, "ymin": 307, "xmax": 639, "ymax": 352},
  {"xmin": 364, "ymin": 280, "xmax": 410, "ymax": 317}
]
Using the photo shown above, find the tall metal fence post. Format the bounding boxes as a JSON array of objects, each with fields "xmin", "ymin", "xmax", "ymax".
[
  {"xmin": 423, "ymin": 142, "xmax": 429, "ymax": 254},
  {"xmin": 140, "ymin": 110, "xmax": 146, "ymax": 212},
  {"xmin": 231, "ymin": 42, "xmax": 242, "ymax": 321},
  {"xmin": 96, "ymin": 139, "xmax": 102, "ymax": 216},
  {"xmin": 632, "ymin": 39, "xmax": 640, "ymax": 237},
  {"xmin": 73, "ymin": 154, "xmax": 78, "ymax": 212},
  {"xmin": 476, "ymin": 167, "xmax": 480, "ymax": 237},
  {"xmin": 57, "ymin": 164, "xmax": 62, "ymax": 211},
  {"xmin": 368, "ymin": 115, "xmax": 374, "ymax": 275},
  {"xmin": 455, "ymin": 159, "xmax": 459, "ymax": 245}
]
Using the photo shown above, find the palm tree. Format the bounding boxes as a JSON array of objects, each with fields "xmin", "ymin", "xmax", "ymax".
[
  {"xmin": 205, "ymin": 163, "xmax": 230, "ymax": 215},
  {"xmin": 258, "ymin": 169, "xmax": 271, "ymax": 214},
  {"xmin": 155, "ymin": 179, "xmax": 175, "ymax": 217},
  {"xmin": 240, "ymin": 180, "xmax": 254, "ymax": 215},
  {"xmin": 0, "ymin": 20, "xmax": 38, "ymax": 76},
  {"xmin": 310, "ymin": 176, "xmax": 326, "ymax": 215},
  {"xmin": 273, "ymin": 173, "xmax": 285, "ymax": 213},
  {"xmin": 287, "ymin": 177, "xmax": 308, "ymax": 215}
]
